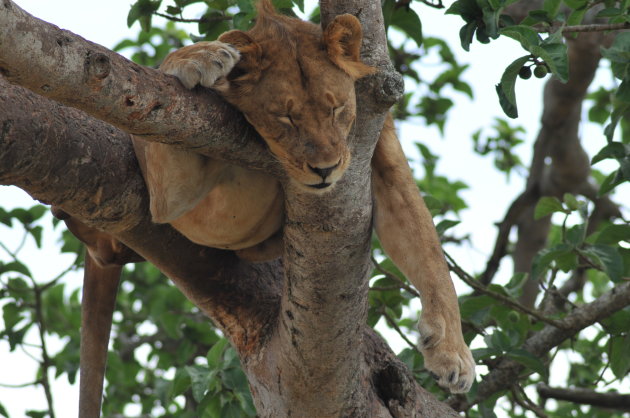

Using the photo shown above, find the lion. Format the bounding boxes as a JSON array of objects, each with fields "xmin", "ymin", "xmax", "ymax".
[
  {"xmin": 138, "ymin": 0, "xmax": 475, "ymax": 392},
  {"xmin": 62, "ymin": 1, "xmax": 475, "ymax": 416}
]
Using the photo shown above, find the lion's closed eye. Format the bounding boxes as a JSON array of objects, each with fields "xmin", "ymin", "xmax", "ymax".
[
  {"xmin": 278, "ymin": 115, "xmax": 294, "ymax": 126},
  {"xmin": 333, "ymin": 105, "xmax": 345, "ymax": 120}
]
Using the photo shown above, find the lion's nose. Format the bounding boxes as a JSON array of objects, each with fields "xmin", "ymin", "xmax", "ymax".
[{"xmin": 307, "ymin": 162, "xmax": 339, "ymax": 180}]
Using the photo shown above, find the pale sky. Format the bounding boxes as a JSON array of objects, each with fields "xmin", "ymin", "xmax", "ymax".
[{"xmin": 1, "ymin": 1, "xmax": 627, "ymax": 417}]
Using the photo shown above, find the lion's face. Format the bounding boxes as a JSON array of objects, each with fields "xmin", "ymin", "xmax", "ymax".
[
  {"xmin": 218, "ymin": 12, "xmax": 373, "ymax": 192},
  {"xmin": 234, "ymin": 57, "xmax": 357, "ymax": 190}
]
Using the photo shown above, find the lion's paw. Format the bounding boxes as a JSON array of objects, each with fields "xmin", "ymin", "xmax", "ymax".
[
  {"xmin": 160, "ymin": 41, "xmax": 240, "ymax": 90},
  {"xmin": 418, "ymin": 316, "xmax": 475, "ymax": 393}
]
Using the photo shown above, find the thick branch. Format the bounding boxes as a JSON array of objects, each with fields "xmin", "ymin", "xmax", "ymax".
[
  {"xmin": 537, "ymin": 383, "xmax": 630, "ymax": 411},
  {"xmin": 0, "ymin": 0, "xmax": 279, "ymax": 174}
]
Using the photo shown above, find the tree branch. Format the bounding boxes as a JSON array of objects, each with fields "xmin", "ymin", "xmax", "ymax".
[
  {"xmin": 535, "ymin": 22, "xmax": 630, "ymax": 33},
  {"xmin": 446, "ymin": 252, "xmax": 567, "ymax": 329},
  {"xmin": 454, "ymin": 281, "xmax": 630, "ymax": 410},
  {"xmin": 537, "ymin": 383, "xmax": 630, "ymax": 411},
  {"xmin": 0, "ymin": 0, "xmax": 279, "ymax": 175}
]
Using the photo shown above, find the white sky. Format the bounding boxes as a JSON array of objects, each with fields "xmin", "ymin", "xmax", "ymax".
[{"xmin": 1, "ymin": 1, "xmax": 627, "ymax": 417}]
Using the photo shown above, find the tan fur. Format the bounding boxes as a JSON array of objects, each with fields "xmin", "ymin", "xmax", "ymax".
[{"xmin": 139, "ymin": 1, "xmax": 475, "ymax": 393}]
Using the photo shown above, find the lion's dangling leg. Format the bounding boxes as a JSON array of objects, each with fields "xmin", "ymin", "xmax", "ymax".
[{"xmin": 371, "ymin": 116, "xmax": 475, "ymax": 393}]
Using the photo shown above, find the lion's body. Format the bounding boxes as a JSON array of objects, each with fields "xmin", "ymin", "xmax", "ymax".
[{"xmin": 132, "ymin": 141, "xmax": 283, "ymax": 250}]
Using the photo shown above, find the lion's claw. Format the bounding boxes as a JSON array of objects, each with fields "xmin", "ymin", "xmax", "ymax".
[{"xmin": 419, "ymin": 315, "xmax": 475, "ymax": 394}]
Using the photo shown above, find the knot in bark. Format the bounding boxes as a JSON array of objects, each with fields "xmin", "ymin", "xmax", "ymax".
[{"xmin": 85, "ymin": 51, "xmax": 111, "ymax": 80}]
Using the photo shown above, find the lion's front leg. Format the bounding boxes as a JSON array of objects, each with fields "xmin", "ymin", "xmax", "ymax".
[
  {"xmin": 160, "ymin": 41, "xmax": 240, "ymax": 89},
  {"xmin": 134, "ymin": 41, "xmax": 241, "ymax": 223},
  {"xmin": 371, "ymin": 116, "xmax": 475, "ymax": 394}
]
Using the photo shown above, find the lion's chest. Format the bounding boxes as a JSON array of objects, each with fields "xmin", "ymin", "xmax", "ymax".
[{"xmin": 170, "ymin": 165, "xmax": 284, "ymax": 250}]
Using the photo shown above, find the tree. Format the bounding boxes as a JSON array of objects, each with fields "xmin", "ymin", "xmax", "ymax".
[{"xmin": 1, "ymin": 0, "xmax": 629, "ymax": 417}]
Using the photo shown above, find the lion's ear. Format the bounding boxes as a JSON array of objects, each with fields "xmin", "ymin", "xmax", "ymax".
[
  {"xmin": 323, "ymin": 14, "xmax": 375, "ymax": 79},
  {"xmin": 218, "ymin": 30, "xmax": 263, "ymax": 84}
]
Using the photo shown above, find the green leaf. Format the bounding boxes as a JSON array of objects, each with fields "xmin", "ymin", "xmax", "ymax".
[
  {"xmin": 591, "ymin": 142, "xmax": 628, "ymax": 165},
  {"xmin": 543, "ymin": 0, "xmax": 561, "ymax": 16},
  {"xmin": 496, "ymin": 55, "xmax": 531, "ymax": 118},
  {"xmin": 582, "ymin": 244, "xmax": 625, "ymax": 282},
  {"xmin": 185, "ymin": 365, "xmax": 215, "ymax": 403},
  {"xmin": 233, "ymin": 11, "xmax": 255, "ymax": 31},
  {"xmin": 436, "ymin": 219, "xmax": 460, "ymax": 236},
  {"xmin": 595, "ymin": 224, "xmax": 630, "ymax": 245},
  {"xmin": 610, "ymin": 334, "xmax": 630, "ymax": 379},
  {"xmin": 0, "ymin": 402, "xmax": 8, "ymax": 418},
  {"xmin": 127, "ymin": 0, "xmax": 161, "ymax": 30},
  {"xmin": 472, "ymin": 347, "xmax": 502, "ymax": 360},
  {"xmin": 460, "ymin": 295, "xmax": 495, "ymax": 319},
  {"xmin": 597, "ymin": 7, "xmax": 623, "ymax": 18},
  {"xmin": 601, "ymin": 308, "xmax": 630, "ymax": 335},
  {"xmin": 601, "ymin": 32, "xmax": 630, "ymax": 67},
  {"xmin": 3, "ymin": 302, "xmax": 25, "ymax": 330},
  {"xmin": 390, "ymin": 6, "xmax": 423, "ymax": 47},
  {"xmin": 207, "ymin": 339, "xmax": 229, "ymax": 369},
  {"xmin": 566, "ymin": 4, "xmax": 587, "ymax": 26},
  {"xmin": 27, "ymin": 205, "xmax": 47, "ymax": 222},
  {"xmin": 506, "ymin": 348, "xmax": 548, "ymax": 378},
  {"xmin": 598, "ymin": 169, "xmax": 624, "ymax": 195},
  {"xmin": 534, "ymin": 196, "xmax": 565, "ymax": 219},
  {"xmin": 565, "ymin": 223, "xmax": 586, "ymax": 247},
  {"xmin": 530, "ymin": 42, "xmax": 569, "ymax": 82},
  {"xmin": 531, "ymin": 243, "xmax": 574, "ymax": 278},
  {"xmin": 563, "ymin": 193, "xmax": 579, "ymax": 211},
  {"xmin": 25, "ymin": 411, "xmax": 48, "ymax": 418},
  {"xmin": 616, "ymin": 79, "xmax": 630, "ymax": 104},
  {"xmin": 500, "ymin": 25, "xmax": 541, "ymax": 51},
  {"xmin": 170, "ymin": 366, "xmax": 192, "ymax": 398},
  {"xmin": 0, "ymin": 260, "xmax": 32, "ymax": 277},
  {"xmin": 459, "ymin": 21, "xmax": 477, "ymax": 51},
  {"xmin": 221, "ymin": 366, "xmax": 249, "ymax": 392},
  {"xmin": 29, "ymin": 225, "xmax": 43, "ymax": 248}
]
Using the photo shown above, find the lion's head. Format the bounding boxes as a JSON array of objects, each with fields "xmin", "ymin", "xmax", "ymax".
[{"xmin": 216, "ymin": 2, "xmax": 374, "ymax": 191}]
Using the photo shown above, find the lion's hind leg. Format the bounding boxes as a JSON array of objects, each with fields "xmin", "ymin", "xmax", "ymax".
[{"xmin": 371, "ymin": 116, "xmax": 475, "ymax": 394}]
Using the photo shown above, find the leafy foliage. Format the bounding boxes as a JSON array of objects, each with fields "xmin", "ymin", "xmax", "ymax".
[{"xmin": 2, "ymin": 0, "xmax": 630, "ymax": 417}]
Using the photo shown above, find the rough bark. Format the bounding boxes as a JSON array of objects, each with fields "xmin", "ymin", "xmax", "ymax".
[{"xmin": 0, "ymin": 0, "xmax": 454, "ymax": 416}]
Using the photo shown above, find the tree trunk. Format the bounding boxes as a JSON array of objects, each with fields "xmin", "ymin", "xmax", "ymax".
[{"xmin": 0, "ymin": 0, "xmax": 457, "ymax": 415}]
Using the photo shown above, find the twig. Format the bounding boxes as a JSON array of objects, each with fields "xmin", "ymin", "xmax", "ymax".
[
  {"xmin": 445, "ymin": 251, "xmax": 568, "ymax": 329},
  {"xmin": 371, "ymin": 256, "xmax": 420, "ymax": 298},
  {"xmin": 379, "ymin": 307, "xmax": 422, "ymax": 355},
  {"xmin": 511, "ymin": 383, "xmax": 548, "ymax": 418},
  {"xmin": 535, "ymin": 22, "xmax": 630, "ymax": 34},
  {"xmin": 0, "ymin": 380, "xmax": 39, "ymax": 388},
  {"xmin": 30, "ymin": 279, "xmax": 56, "ymax": 418},
  {"xmin": 154, "ymin": 11, "xmax": 232, "ymax": 24}
]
